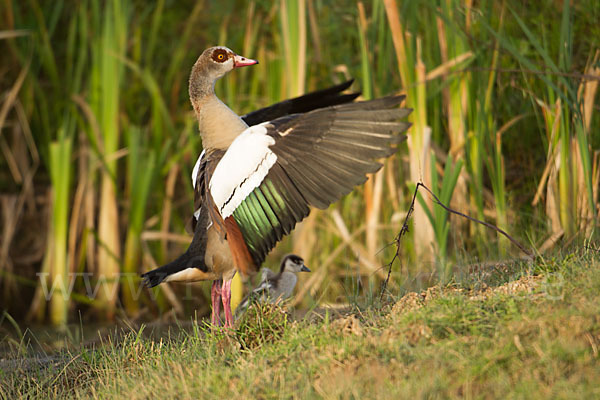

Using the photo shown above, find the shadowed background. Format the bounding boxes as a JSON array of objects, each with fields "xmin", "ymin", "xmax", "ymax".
[{"xmin": 0, "ymin": 0, "xmax": 599, "ymax": 327}]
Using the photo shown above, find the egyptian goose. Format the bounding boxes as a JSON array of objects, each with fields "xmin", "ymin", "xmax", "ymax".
[
  {"xmin": 141, "ymin": 46, "xmax": 411, "ymax": 328},
  {"xmin": 235, "ymin": 254, "xmax": 309, "ymax": 316}
]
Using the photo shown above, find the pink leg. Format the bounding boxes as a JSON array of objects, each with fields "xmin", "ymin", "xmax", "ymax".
[
  {"xmin": 221, "ymin": 278, "xmax": 234, "ymax": 328},
  {"xmin": 211, "ymin": 279, "xmax": 222, "ymax": 326}
]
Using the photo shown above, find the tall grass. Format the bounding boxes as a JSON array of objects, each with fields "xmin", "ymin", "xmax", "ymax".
[
  {"xmin": 47, "ymin": 135, "xmax": 72, "ymax": 326},
  {"xmin": 384, "ymin": 0, "xmax": 435, "ymax": 264},
  {"xmin": 0, "ymin": 0, "xmax": 599, "ymax": 325},
  {"xmin": 91, "ymin": 0, "xmax": 127, "ymax": 320},
  {"xmin": 122, "ymin": 127, "xmax": 155, "ymax": 315},
  {"xmin": 437, "ymin": 0, "xmax": 470, "ymax": 230},
  {"xmin": 418, "ymin": 154, "xmax": 463, "ymax": 281},
  {"xmin": 280, "ymin": 0, "xmax": 306, "ymax": 98}
]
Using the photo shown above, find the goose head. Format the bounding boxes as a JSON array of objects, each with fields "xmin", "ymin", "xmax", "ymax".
[
  {"xmin": 189, "ymin": 46, "xmax": 258, "ymax": 100},
  {"xmin": 281, "ymin": 254, "xmax": 310, "ymax": 273}
]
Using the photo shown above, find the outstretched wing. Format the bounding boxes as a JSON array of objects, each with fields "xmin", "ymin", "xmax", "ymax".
[
  {"xmin": 241, "ymin": 80, "xmax": 359, "ymax": 126},
  {"xmin": 209, "ymin": 96, "xmax": 412, "ymax": 274}
]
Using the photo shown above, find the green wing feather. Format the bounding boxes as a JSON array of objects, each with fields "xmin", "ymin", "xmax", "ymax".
[{"xmin": 232, "ymin": 165, "xmax": 310, "ymax": 267}]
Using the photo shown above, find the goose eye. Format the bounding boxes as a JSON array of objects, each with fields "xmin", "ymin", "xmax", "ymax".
[{"xmin": 212, "ymin": 50, "xmax": 228, "ymax": 63}]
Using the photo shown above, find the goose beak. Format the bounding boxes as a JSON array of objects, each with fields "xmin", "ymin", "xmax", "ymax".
[
  {"xmin": 301, "ymin": 264, "xmax": 311, "ymax": 272},
  {"xmin": 233, "ymin": 54, "xmax": 258, "ymax": 68}
]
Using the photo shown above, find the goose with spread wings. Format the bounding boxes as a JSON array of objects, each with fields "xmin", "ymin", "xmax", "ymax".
[{"xmin": 141, "ymin": 46, "xmax": 412, "ymax": 327}]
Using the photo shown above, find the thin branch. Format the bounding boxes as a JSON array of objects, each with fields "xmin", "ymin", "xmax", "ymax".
[
  {"xmin": 379, "ymin": 182, "xmax": 534, "ymax": 301},
  {"xmin": 379, "ymin": 182, "xmax": 419, "ymax": 301},
  {"xmin": 418, "ymin": 183, "xmax": 533, "ymax": 259}
]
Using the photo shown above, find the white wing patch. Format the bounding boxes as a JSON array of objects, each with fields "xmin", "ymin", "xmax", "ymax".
[
  {"xmin": 191, "ymin": 149, "xmax": 205, "ymax": 189},
  {"xmin": 209, "ymin": 123, "xmax": 277, "ymax": 219},
  {"xmin": 191, "ymin": 150, "xmax": 206, "ymax": 221}
]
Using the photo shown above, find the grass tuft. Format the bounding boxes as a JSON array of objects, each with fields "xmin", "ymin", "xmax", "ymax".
[{"xmin": 234, "ymin": 302, "xmax": 289, "ymax": 351}]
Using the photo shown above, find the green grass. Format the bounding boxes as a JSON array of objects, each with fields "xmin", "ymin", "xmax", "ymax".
[{"xmin": 2, "ymin": 249, "xmax": 599, "ymax": 399}]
